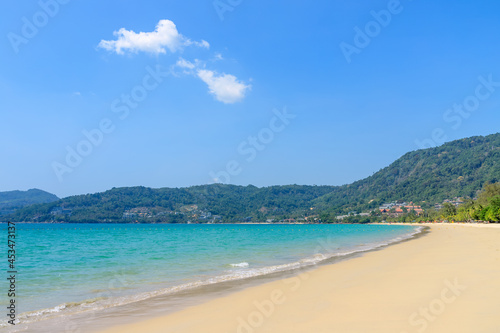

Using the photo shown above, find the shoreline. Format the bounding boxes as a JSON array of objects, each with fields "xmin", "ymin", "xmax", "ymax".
[
  {"xmin": 9, "ymin": 224, "xmax": 422, "ymax": 333},
  {"xmin": 96, "ymin": 223, "xmax": 500, "ymax": 333}
]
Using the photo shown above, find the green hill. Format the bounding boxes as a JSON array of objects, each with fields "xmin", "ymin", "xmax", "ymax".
[
  {"xmin": 313, "ymin": 133, "xmax": 500, "ymax": 214},
  {"xmin": 5, "ymin": 133, "xmax": 500, "ymax": 223},
  {"xmin": 0, "ymin": 189, "xmax": 59, "ymax": 216},
  {"xmin": 6, "ymin": 184, "xmax": 334, "ymax": 223}
]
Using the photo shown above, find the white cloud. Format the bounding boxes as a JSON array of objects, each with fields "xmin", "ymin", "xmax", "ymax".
[
  {"xmin": 98, "ymin": 19, "xmax": 209, "ymax": 55},
  {"xmin": 176, "ymin": 58, "xmax": 195, "ymax": 69},
  {"xmin": 197, "ymin": 69, "xmax": 251, "ymax": 104},
  {"xmin": 98, "ymin": 19, "xmax": 250, "ymax": 104},
  {"xmin": 188, "ymin": 40, "xmax": 210, "ymax": 49}
]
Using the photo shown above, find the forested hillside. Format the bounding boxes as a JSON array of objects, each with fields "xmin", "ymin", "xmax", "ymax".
[
  {"xmin": 314, "ymin": 133, "xmax": 500, "ymax": 215},
  {"xmin": 5, "ymin": 133, "xmax": 500, "ymax": 223},
  {"xmin": 0, "ymin": 189, "xmax": 59, "ymax": 216}
]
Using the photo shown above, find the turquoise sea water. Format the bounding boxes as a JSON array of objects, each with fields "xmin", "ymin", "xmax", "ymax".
[{"xmin": 0, "ymin": 223, "xmax": 421, "ymax": 330}]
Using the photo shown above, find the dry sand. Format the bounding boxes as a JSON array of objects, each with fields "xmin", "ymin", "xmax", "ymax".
[{"xmin": 99, "ymin": 224, "xmax": 500, "ymax": 333}]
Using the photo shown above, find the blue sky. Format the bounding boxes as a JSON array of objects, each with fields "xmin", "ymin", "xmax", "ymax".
[{"xmin": 1, "ymin": 0, "xmax": 500, "ymax": 198}]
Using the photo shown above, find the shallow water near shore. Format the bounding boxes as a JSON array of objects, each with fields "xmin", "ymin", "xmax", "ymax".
[{"xmin": 0, "ymin": 223, "xmax": 422, "ymax": 332}]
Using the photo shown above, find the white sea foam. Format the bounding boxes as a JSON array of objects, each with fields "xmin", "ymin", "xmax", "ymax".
[{"xmin": 230, "ymin": 262, "xmax": 249, "ymax": 267}]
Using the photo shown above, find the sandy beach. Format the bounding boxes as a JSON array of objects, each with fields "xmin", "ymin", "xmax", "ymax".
[{"xmin": 99, "ymin": 223, "xmax": 500, "ymax": 333}]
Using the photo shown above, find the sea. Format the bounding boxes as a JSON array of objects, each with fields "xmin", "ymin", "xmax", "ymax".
[{"xmin": 0, "ymin": 223, "xmax": 423, "ymax": 332}]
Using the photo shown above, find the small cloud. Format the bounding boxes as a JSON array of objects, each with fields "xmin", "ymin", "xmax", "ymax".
[
  {"xmin": 188, "ymin": 40, "xmax": 210, "ymax": 49},
  {"xmin": 98, "ymin": 19, "xmax": 209, "ymax": 55},
  {"xmin": 72, "ymin": 92, "xmax": 81, "ymax": 97},
  {"xmin": 176, "ymin": 58, "xmax": 195, "ymax": 69},
  {"xmin": 197, "ymin": 69, "xmax": 251, "ymax": 104},
  {"xmin": 214, "ymin": 53, "xmax": 223, "ymax": 61},
  {"xmin": 172, "ymin": 57, "xmax": 202, "ymax": 77}
]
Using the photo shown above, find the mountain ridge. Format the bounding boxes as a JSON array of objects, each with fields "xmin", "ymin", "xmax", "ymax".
[
  {"xmin": 4, "ymin": 133, "xmax": 500, "ymax": 223},
  {"xmin": 0, "ymin": 189, "xmax": 59, "ymax": 216}
]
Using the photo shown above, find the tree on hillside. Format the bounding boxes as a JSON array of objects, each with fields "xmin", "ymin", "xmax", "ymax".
[
  {"xmin": 481, "ymin": 195, "xmax": 500, "ymax": 222},
  {"xmin": 455, "ymin": 198, "xmax": 476, "ymax": 222},
  {"xmin": 441, "ymin": 203, "xmax": 457, "ymax": 219},
  {"xmin": 477, "ymin": 182, "xmax": 500, "ymax": 205}
]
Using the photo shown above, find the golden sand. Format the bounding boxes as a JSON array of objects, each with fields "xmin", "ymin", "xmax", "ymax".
[{"xmin": 99, "ymin": 224, "xmax": 500, "ymax": 333}]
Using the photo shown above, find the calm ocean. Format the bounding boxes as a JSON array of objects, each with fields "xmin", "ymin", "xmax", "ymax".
[{"xmin": 0, "ymin": 223, "xmax": 421, "ymax": 331}]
